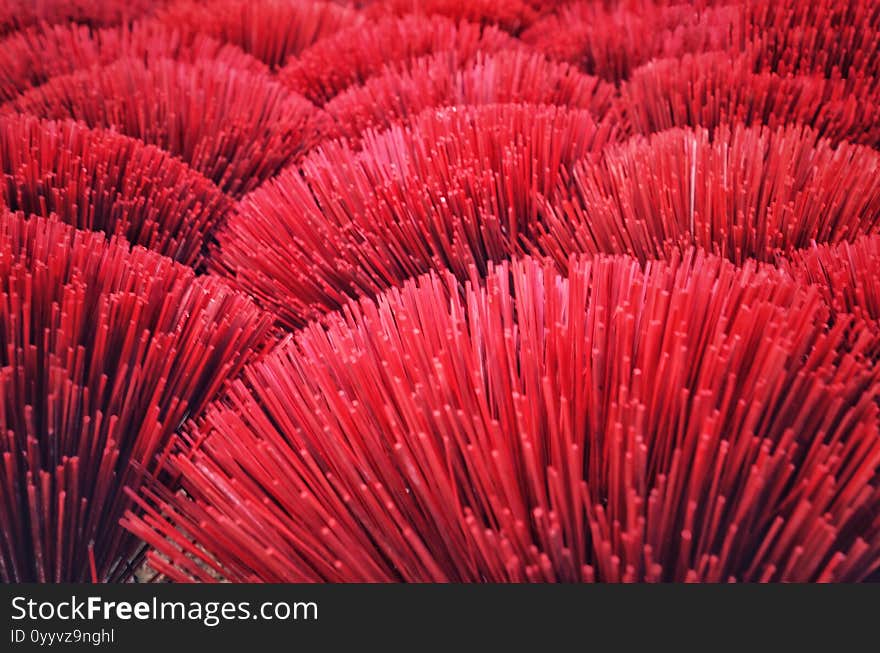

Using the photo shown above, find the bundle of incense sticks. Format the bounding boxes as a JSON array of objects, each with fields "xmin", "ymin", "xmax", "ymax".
[{"xmin": 0, "ymin": 0, "xmax": 878, "ymax": 583}]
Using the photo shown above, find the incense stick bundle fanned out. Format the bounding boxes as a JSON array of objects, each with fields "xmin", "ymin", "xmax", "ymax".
[
  {"xmin": 0, "ymin": 19, "xmax": 268, "ymax": 103},
  {"xmin": 781, "ymin": 235, "xmax": 880, "ymax": 357},
  {"xmin": 0, "ymin": 213, "xmax": 271, "ymax": 582},
  {"xmin": 2, "ymin": 57, "xmax": 327, "ymax": 197},
  {"xmin": 154, "ymin": 0, "xmax": 363, "ymax": 69},
  {"xmin": 124, "ymin": 252, "xmax": 880, "ymax": 582},
  {"xmin": 521, "ymin": 1, "xmax": 745, "ymax": 82},
  {"xmin": 213, "ymin": 103, "xmax": 617, "ymax": 328},
  {"xmin": 325, "ymin": 49, "xmax": 617, "ymax": 144},
  {"xmin": 0, "ymin": 0, "xmax": 162, "ymax": 37},
  {"xmin": 0, "ymin": 114, "xmax": 232, "ymax": 266},
  {"xmin": 536, "ymin": 123, "xmax": 880, "ymax": 267},
  {"xmin": 279, "ymin": 14, "xmax": 523, "ymax": 103},
  {"xmin": 620, "ymin": 52, "xmax": 880, "ymax": 147}
]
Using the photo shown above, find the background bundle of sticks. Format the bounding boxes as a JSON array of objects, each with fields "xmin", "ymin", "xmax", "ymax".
[{"xmin": 1, "ymin": 0, "xmax": 879, "ymax": 583}]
